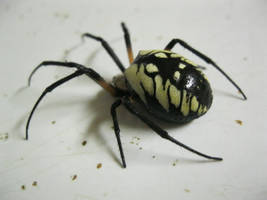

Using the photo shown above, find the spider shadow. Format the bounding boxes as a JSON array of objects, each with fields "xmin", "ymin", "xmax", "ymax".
[
  {"xmin": 82, "ymin": 90, "xmax": 147, "ymax": 166},
  {"xmin": 82, "ymin": 89, "xmax": 196, "ymax": 167}
]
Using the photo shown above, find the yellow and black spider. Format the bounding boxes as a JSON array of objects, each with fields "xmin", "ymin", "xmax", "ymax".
[{"xmin": 26, "ymin": 22, "xmax": 247, "ymax": 168}]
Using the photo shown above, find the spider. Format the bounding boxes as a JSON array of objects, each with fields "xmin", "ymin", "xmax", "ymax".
[{"xmin": 25, "ymin": 22, "xmax": 247, "ymax": 168}]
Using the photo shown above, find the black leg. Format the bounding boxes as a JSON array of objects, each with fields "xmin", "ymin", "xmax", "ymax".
[
  {"xmin": 28, "ymin": 61, "xmax": 117, "ymax": 96},
  {"xmin": 122, "ymin": 97, "xmax": 223, "ymax": 161},
  {"xmin": 121, "ymin": 22, "xmax": 134, "ymax": 64},
  {"xmin": 26, "ymin": 70, "xmax": 83, "ymax": 140},
  {"xmin": 82, "ymin": 33, "xmax": 125, "ymax": 72},
  {"xmin": 110, "ymin": 99, "xmax": 126, "ymax": 168},
  {"xmin": 165, "ymin": 38, "xmax": 247, "ymax": 100},
  {"xmin": 26, "ymin": 61, "xmax": 119, "ymax": 140}
]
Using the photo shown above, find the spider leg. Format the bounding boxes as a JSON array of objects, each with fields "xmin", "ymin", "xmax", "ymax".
[
  {"xmin": 26, "ymin": 70, "xmax": 83, "ymax": 140},
  {"xmin": 110, "ymin": 99, "xmax": 127, "ymax": 168},
  {"xmin": 26, "ymin": 61, "xmax": 118, "ymax": 140},
  {"xmin": 28, "ymin": 61, "xmax": 117, "ymax": 96},
  {"xmin": 164, "ymin": 38, "xmax": 247, "ymax": 100},
  {"xmin": 121, "ymin": 22, "xmax": 134, "ymax": 64},
  {"xmin": 122, "ymin": 97, "xmax": 223, "ymax": 161},
  {"xmin": 82, "ymin": 33, "xmax": 125, "ymax": 72}
]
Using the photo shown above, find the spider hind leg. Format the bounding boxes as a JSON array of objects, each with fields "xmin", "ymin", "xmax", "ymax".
[
  {"xmin": 122, "ymin": 96, "xmax": 223, "ymax": 161},
  {"xmin": 165, "ymin": 38, "xmax": 247, "ymax": 100}
]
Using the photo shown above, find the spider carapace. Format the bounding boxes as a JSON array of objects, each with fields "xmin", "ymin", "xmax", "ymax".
[{"xmin": 26, "ymin": 22, "xmax": 247, "ymax": 168}]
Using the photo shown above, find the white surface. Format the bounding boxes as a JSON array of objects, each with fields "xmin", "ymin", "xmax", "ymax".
[{"xmin": 1, "ymin": 0, "xmax": 267, "ymax": 199}]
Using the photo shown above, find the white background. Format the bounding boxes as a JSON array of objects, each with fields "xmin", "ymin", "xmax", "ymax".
[{"xmin": 1, "ymin": 0, "xmax": 267, "ymax": 199}]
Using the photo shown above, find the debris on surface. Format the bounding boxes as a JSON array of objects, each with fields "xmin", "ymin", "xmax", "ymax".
[
  {"xmin": 54, "ymin": 12, "xmax": 69, "ymax": 19},
  {"xmin": 235, "ymin": 120, "xmax": 243, "ymax": 125},
  {"xmin": 21, "ymin": 185, "xmax": 26, "ymax": 190},
  {"xmin": 71, "ymin": 174, "xmax": 77, "ymax": 181},
  {"xmin": 172, "ymin": 159, "xmax": 179, "ymax": 166},
  {"xmin": 184, "ymin": 188, "xmax": 190, "ymax": 193},
  {"xmin": 32, "ymin": 181, "xmax": 37, "ymax": 186},
  {"xmin": 82, "ymin": 140, "xmax": 87, "ymax": 146},
  {"xmin": 130, "ymin": 136, "xmax": 141, "ymax": 146},
  {"xmin": 0, "ymin": 132, "xmax": 8, "ymax": 141},
  {"xmin": 97, "ymin": 163, "xmax": 102, "ymax": 169},
  {"xmin": 51, "ymin": 120, "xmax": 56, "ymax": 125}
]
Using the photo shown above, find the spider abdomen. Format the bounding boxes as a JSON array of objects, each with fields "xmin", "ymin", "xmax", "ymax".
[{"xmin": 124, "ymin": 50, "xmax": 213, "ymax": 123}]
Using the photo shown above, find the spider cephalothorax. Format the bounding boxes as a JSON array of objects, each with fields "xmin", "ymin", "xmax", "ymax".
[{"xmin": 26, "ymin": 22, "xmax": 246, "ymax": 168}]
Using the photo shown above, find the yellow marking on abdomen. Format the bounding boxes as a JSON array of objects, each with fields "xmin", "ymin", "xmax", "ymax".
[
  {"xmin": 180, "ymin": 57, "xmax": 197, "ymax": 66},
  {"xmin": 179, "ymin": 63, "xmax": 186, "ymax": 69},
  {"xmin": 139, "ymin": 50, "xmax": 152, "ymax": 55},
  {"xmin": 139, "ymin": 64, "xmax": 154, "ymax": 96},
  {"xmin": 124, "ymin": 64, "xmax": 155, "ymax": 104},
  {"xmin": 169, "ymin": 85, "xmax": 181, "ymax": 108},
  {"xmin": 198, "ymin": 104, "xmax": 207, "ymax": 115},
  {"xmin": 190, "ymin": 96, "xmax": 199, "ymax": 112},
  {"xmin": 170, "ymin": 53, "xmax": 181, "ymax": 58},
  {"xmin": 181, "ymin": 90, "xmax": 190, "ymax": 116},
  {"xmin": 146, "ymin": 63, "xmax": 159, "ymax": 73},
  {"xmin": 155, "ymin": 52, "xmax": 168, "ymax": 58},
  {"xmin": 155, "ymin": 75, "xmax": 171, "ymax": 111},
  {"xmin": 138, "ymin": 50, "xmax": 172, "ymax": 57},
  {"xmin": 124, "ymin": 64, "xmax": 146, "ymax": 103},
  {"xmin": 185, "ymin": 59, "xmax": 197, "ymax": 66},
  {"xmin": 173, "ymin": 71, "xmax": 180, "ymax": 81}
]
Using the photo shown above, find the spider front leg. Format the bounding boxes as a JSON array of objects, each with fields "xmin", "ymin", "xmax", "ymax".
[
  {"xmin": 110, "ymin": 99, "xmax": 127, "ymax": 168},
  {"xmin": 122, "ymin": 97, "xmax": 223, "ymax": 161},
  {"xmin": 26, "ymin": 61, "xmax": 118, "ymax": 140},
  {"xmin": 121, "ymin": 22, "xmax": 134, "ymax": 64},
  {"xmin": 164, "ymin": 38, "xmax": 247, "ymax": 100},
  {"xmin": 82, "ymin": 32, "xmax": 126, "ymax": 72}
]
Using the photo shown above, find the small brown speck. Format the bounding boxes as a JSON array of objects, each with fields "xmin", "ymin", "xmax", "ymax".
[
  {"xmin": 72, "ymin": 174, "xmax": 77, "ymax": 181},
  {"xmin": 51, "ymin": 121, "xmax": 56, "ymax": 125},
  {"xmin": 184, "ymin": 188, "xmax": 190, "ymax": 193},
  {"xmin": 235, "ymin": 120, "xmax": 243, "ymax": 125},
  {"xmin": 130, "ymin": 141, "xmax": 134, "ymax": 144},
  {"xmin": 152, "ymin": 155, "xmax": 156, "ymax": 159},
  {"xmin": 172, "ymin": 159, "xmax": 179, "ymax": 166},
  {"xmin": 97, "ymin": 163, "xmax": 102, "ymax": 169},
  {"xmin": 21, "ymin": 185, "xmax": 26, "ymax": 190},
  {"xmin": 0, "ymin": 132, "xmax": 8, "ymax": 141},
  {"xmin": 139, "ymin": 147, "xmax": 142, "ymax": 150},
  {"xmin": 82, "ymin": 140, "xmax": 87, "ymax": 146},
  {"xmin": 32, "ymin": 181, "xmax": 37, "ymax": 186},
  {"xmin": 133, "ymin": 136, "xmax": 140, "ymax": 140}
]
